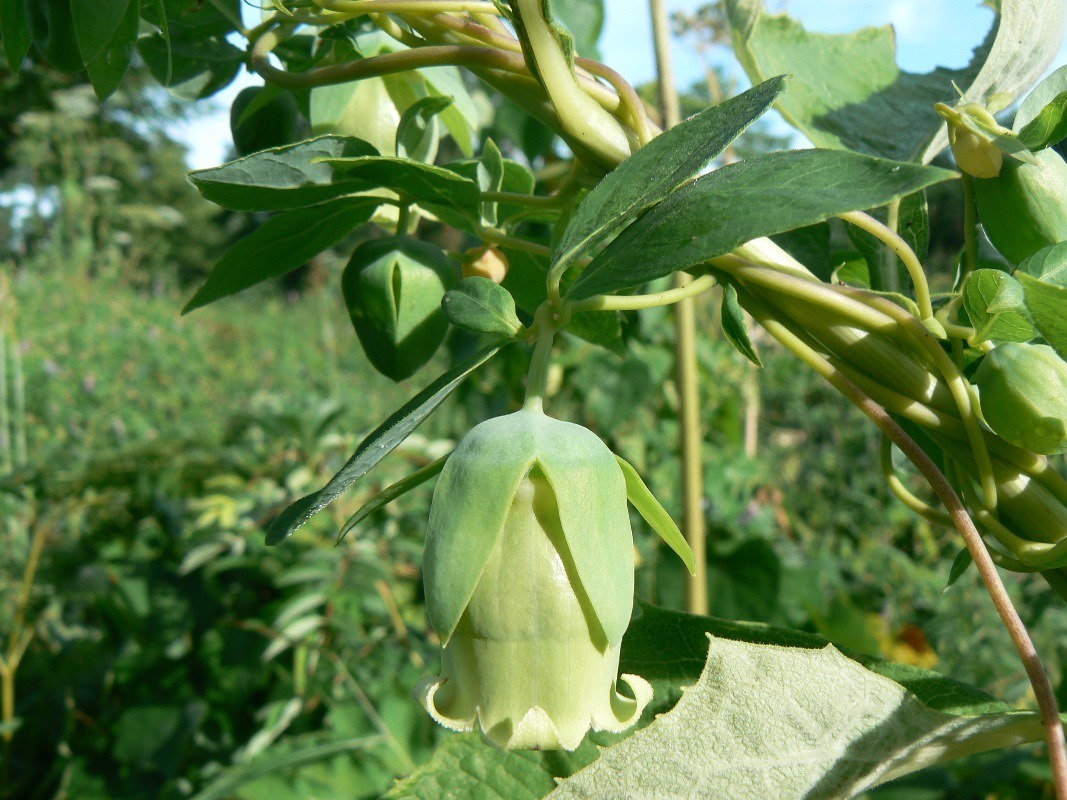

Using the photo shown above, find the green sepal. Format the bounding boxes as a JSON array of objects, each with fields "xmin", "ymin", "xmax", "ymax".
[
  {"xmin": 424, "ymin": 409, "xmax": 635, "ymax": 647},
  {"xmin": 614, "ymin": 455, "xmax": 696, "ymax": 575},
  {"xmin": 534, "ymin": 414, "xmax": 634, "ymax": 647},
  {"xmin": 423, "ymin": 414, "xmax": 538, "ymax": 645}
]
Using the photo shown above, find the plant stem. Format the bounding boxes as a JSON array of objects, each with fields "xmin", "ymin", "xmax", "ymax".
[
  {"xmin": 961, "ymin": 172, "xmax": 979, "ymax": 283},
  {"xmin": 838, "ymin": 210, "xmax": 934, "ymax": 320},
  {"xmin": 510, "ymin": 0, "xmax": 634, "ymax": 167},
  {"xmin": 744, "ymin": 294, "xmax": 1067, "ymax": 799},
  {"xmin": 568, "ymin": 274, "xmax": 716, "ymax": 312},
  {"xmin": 251, "ymin": 31, "xmax": 530, "ymax": 89},
  {"xmin": 314, "ymin": 0, "xmax": 499, "ymax": 13},
  {"xmin": 650, "ymin": 0, "xmax": 707, "ymax": 616},
  {"xmin": 522, "ymin": 305, "xmax": 557, "ymax": 413}
]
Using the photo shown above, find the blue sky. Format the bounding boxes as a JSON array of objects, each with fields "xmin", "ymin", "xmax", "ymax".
[{"xmin": 176, "ymin": 1, "xmax": 1066, "ymax": 168}]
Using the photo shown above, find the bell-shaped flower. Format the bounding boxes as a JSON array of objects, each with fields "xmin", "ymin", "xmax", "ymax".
[{"xmin": 416, "ymin": 409, "xmax": 655, "ymax": 750}]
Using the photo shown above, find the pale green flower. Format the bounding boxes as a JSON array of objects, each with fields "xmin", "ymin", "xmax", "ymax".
[{"xmin": 416, "ymin": 409, "xmax": 653, "ymax": 750}]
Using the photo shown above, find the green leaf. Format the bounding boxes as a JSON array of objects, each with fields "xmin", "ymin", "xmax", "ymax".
[
  {"xmin": 727, "ymin": 0, "xmax": 1064, "ymax": 163},
  {"xmin": 946, "ymin": 548, "xmax": 974, "ymax": 589},
  {"xmin": 384, "ymin": 734, "xmax": 598, "ymax": 800},
  {"xmin": 500, "ymin": 249, "xmax": 625, "ymax": 353},
  {"xmin": 183, "ymin": 198, "xmax": 377, "ymax": 313},
  {"xmin": 1015, "ymin": 64, "xmax": 1067, "ymax": 150},
  {"xmin": 265, "ymin": 340, "xmax": 510, "ymax": 545},
  {"xmin": 139, "ymin": 0, "xmax": 171, "ymax": 83},
  {"xmin": 72, "ymin": 0, "xmax": 131, "ymax": 62},
  {"xmin": 322, "ymin": 156, "xmax": 481, "ymax": 216},
  {"xmin": 477, "ymin": 138, "xmax": 505, "ymax": 226},
  {"xmin": 1017, "ymin": 241, "xmax": 1067, "ymax": 287},
  {"xmin": 417, "ymin": 65, "xmax": 482, "ymax": 157},
  {"xmin": 388, "ymin": 603, "xmax": 1026, "ymax": 799},
  {"xmin": 1018, "ymin": 91, "xmax": 1067, "ymax": 152},
  {"xmin": 84, "ymin": 0, "xmax": 140, "ymax": 101},
  {"xmin": 963, "ymin": 269, "xmax": 1036, "ymax": 343},
  {"xmin": 721, "ymin": 283, "xmax": 762, "ymax": 366},
  {"xmin": 137, "ymin": 28, "xmax": 242, "ymax": 100},
  {"xmin": 551, "ymin": 0, "xmax": 604, "ymax": 59},
  {"xmin": 550, "ymin": 638, "xmax": 1046, "ymax": 799},
  {"xmin": 336, "ymin": 455, "xmax": 448, "ymax": 543},
  {"xmin": 707, "ymin": 539, "xmax": 781, "ymax": 621},
  {"xmin": 396, "ymin": 95, "xmax": 451, "ymax": 160},
  {"xmin": 553, "ymin": 75, "xmax": 789, "ymax": 270},
  {"xmin": 445, "ymin": 157, "xmax": 537, "ymax": 225},
  {"xmin": 568, "ymin": 151, "xmax": 956, "ymax": 301},
  {"xmin": 0, "ymin": 0, "xmax": 31, "ymax": 69},
  {"xmin": 188, "ymin": 136, "xmax": 379, "ymax": 212},
  {"xmin": 441, "ymin": 277, "xmax": 524, "ymax": 338},
  {"xmin": 1018, "ymin": 271, "xmax": 1067, "ymax": 358},
  {"xmin": 615, "ymin": 455, "xmax": 695, "ymax": 574}
]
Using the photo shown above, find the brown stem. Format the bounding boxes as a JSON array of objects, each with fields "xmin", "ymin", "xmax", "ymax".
[{"xmin": 744, "ymin": 295, "xmax": 1067, "ymax": 799}]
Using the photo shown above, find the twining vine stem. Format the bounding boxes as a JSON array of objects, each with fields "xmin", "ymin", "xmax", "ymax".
[{"xmin": 742, "ymin": 292, "xmax": 1067, "ymax": 800}]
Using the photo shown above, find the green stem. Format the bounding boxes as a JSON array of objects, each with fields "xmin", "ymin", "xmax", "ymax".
[
  {"xmin": 838, "ymin": 210, "xmax": 934, "ymax": 320},
  {"xmin": 568, "ymin": 274, "xmax": 716, "ymax": 312},
  {"xmin": 881, "ymin": 436, "xmax": 953, "ymax": 527},
  {"xmin": 251, "ymin": 30, "xmax": 531, "ymax": 90},
  {"xmin": 510, "ymin": 0, "xmax": 634, "ymax": 168},
  {"xmin": 314, "ymin": 0, "xmax": 499, "ymax": 13},
  {"xmin": 523, "ymin": 305, "xmax": 558, "ymax": 413},
  {"xmin": 961, "ymin": 172, "xmax": 979, "ymax": 284},
  {"xmin": 477, "ymin": 227, "xmax": 552, "ymax": 257}
]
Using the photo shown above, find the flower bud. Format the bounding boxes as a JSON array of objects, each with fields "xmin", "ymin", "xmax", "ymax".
[
  {"xmin": 975, "ymin": 342, "xmax": 1067, "ymax": 455},
  {"xmin": 949, "ymin": 125, "xmax": 1003, "ymax": 179},
  {"xmin": 416, "ymin": 410, "xmax": 651, "ymax": 750},
  {"xmin": 461, "ymin": 246, "xmax": 510, "ymax": 284}
]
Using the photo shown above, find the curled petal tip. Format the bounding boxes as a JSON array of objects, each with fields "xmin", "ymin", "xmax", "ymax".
[{"xmin": 416, "ymin": 676, "xmax": 476, "ymax": 733}]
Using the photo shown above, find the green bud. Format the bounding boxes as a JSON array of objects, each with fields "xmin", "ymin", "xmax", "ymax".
[
  {"xmin": 416, "ymin": 410, "xmax": 652, "ymax": 751},
  {"xmin": 230, "ymin": 88, "xmax": 305, "ymax": 157},
  {"xmin": 342, "ymin": 237, "xmax": 456, "ymax": 382},
  {"xmin": 949, "ymin": 125, "xmax": 1003, "ymax": 179},
  {"xmin": 974, "ymin": 149, "xmax": 1067, "ymax": 264},
  {"xmin": 975, "ymin": 342, "xmax": 1067, "ymax": 455}
]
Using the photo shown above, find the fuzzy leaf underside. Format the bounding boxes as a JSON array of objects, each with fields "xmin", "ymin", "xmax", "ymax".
[
  {"xmin": 727, "ymin": 0, "xmax": 1064, "ymax": 164},
  {"xmin": 547, "ymin": 636, "xmax": 1044, "ymax": 800}
]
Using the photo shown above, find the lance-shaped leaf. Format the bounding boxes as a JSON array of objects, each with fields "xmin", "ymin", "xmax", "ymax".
[
  {"xmin": 553, "ymin": 75, "xmax": 788, "ymax": 270},
  {"xmin": 337, "ymin": 455, "xmax": 448, "ymax": 543},
  {"xmin": 188, "ymin": 136, "xmax": 379, "ymax": 212},
  {"xmin": 0, "ymin": 0, "xmax": 32, "ymax": 70},
  {"xmin": 721, "ymin": 283, "xmax": 762, "ymax": 366},
  {"xmin": 321, "ymin": 156, "xmax": 481, "ymax": 216},
  {"xmin": 615, "ymin": 455, "xmax": 694, "ymax": 574},
  {"xmin": 568, "ymin": 150, "xmax": 956, "ymax": 301},
  {"xmin": 265, "ymin": 340, "xmax": 509, "ymax": 545},
  {"xmin": 727, "ymin": 0, "xmax": 1064, "ymax": 163},
  {"xmin": 184, "ymin": 197, "xmax": 379, "ymax": 313}
]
